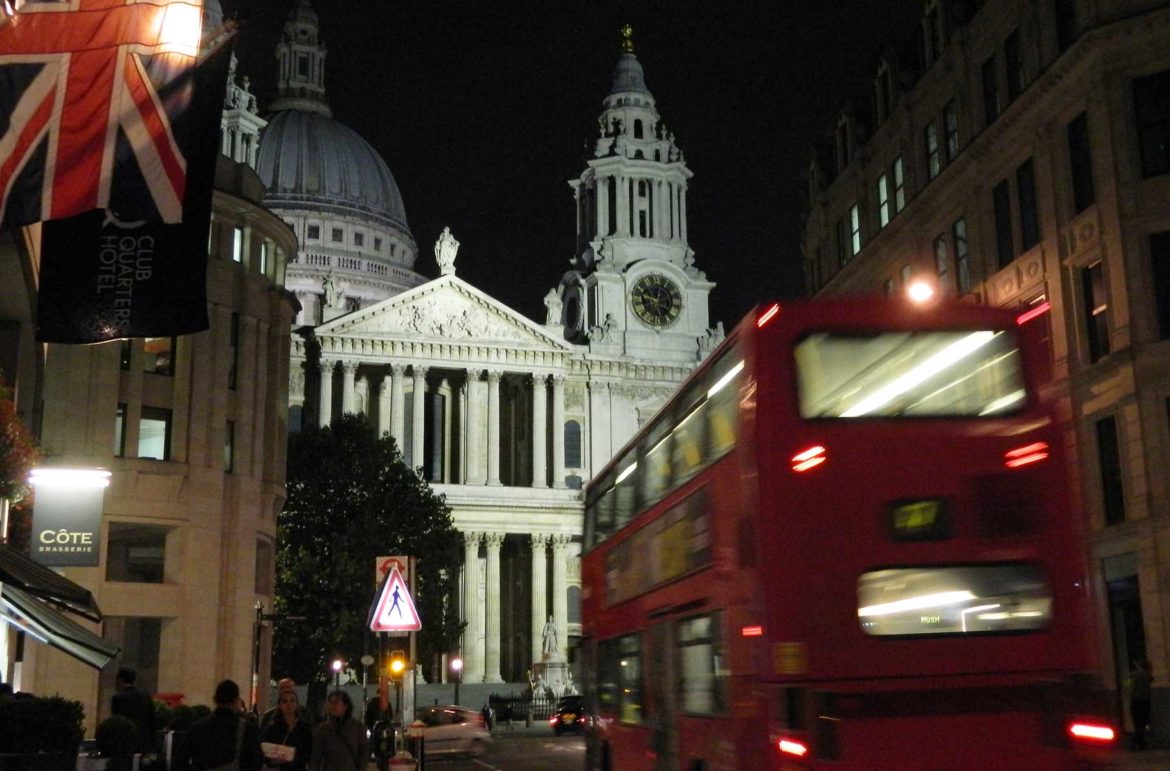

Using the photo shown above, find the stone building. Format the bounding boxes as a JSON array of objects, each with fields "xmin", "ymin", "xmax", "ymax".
[
  {"xmin": 255, "ymin": 7, "xmax": 720, "ymax": 682},
  {"xmin": 0, "ymin": 2, "xmax": 298, "ymax": 728},
  {"xmin": 802, "ymin": 0, "xmax": 1170, "ymax": 731}
]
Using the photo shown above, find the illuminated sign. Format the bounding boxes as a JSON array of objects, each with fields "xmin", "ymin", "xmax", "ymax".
[
  {"xmin": 369, "ymin": 566, "xmax": 421, "ymax": 633},
  {"xmin": 888, "ymin": 499, "xmax": 949, "ymax": 542},
  {"xmin": 29, "ymin": 470, "xmax": 109, "ymax": 566}
]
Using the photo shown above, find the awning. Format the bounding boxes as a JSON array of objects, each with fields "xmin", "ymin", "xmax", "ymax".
[
  {"xmin": 0, "ymin": 543, "xmax": 102, "ymax": 622},
  {"xmin": 0, "ymin": 582, "xmax": 120, "ymax": 670}
]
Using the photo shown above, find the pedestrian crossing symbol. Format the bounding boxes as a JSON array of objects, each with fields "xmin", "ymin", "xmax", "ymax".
[{"xmin": 369, "ymin": 566, "xmax": 421, "ymax": 632}]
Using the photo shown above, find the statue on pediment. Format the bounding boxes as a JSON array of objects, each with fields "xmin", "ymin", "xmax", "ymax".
[
  {"xmin": 544, "ymin": 288, "xmax": 562, "ymax": 325},
  {"xmin": 435, "ymin": 227, "xmax": 459, "ymax": 276}
]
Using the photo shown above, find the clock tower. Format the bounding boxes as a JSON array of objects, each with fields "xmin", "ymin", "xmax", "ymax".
[{"xmin": 557, "ymin": 26, "xmax": 718, "ymax": 364}]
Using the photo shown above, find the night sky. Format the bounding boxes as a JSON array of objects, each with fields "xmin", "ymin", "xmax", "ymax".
[{"xmin": 226, "ymin": 0, "xmax": 924, "ymax": 330}]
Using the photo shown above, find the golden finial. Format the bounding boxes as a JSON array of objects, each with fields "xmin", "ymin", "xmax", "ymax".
[{"xmin": 620, "ymin": 24, "xmax": 634, "ymax": 53}]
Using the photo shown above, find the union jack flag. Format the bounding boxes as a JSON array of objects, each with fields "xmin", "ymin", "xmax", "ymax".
[{"xmin": 0, "ymin": 0, "xmax": 205, "ymax": 230}]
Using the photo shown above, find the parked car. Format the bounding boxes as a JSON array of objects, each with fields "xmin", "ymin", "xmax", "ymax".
[
  {"xmin": 549, "ymin": 694, "xmax": 587, "ymax": 735},
  {"xmin": 413, "ymin": 705, "xmax": 491, "ymax": 757}
]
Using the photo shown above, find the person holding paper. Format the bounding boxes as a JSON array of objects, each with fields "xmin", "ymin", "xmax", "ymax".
[{"xmin": 261, "ymin": 689, "xmax": 312, "ymax": 770}]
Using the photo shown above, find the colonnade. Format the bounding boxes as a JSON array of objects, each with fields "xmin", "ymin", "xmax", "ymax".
[
  {"xmin": 316, "ymin": 360, "xmax": 568, "ymax": 489},
  {"xmin": 460, "ymin": 531, "xmax": 572, "ymax": 683}
]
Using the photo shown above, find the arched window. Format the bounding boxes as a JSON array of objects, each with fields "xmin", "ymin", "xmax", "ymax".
[
  {"xmin": 564, "ymin": 420, "xmax": 582, "ymax": 468},
  {"xmin": 634, "ymin": 119, "xmax": 644, "ymax": 138}
]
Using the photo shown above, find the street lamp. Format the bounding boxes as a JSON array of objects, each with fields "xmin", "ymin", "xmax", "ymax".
[
  {"xmin": 450, "ymin": 657, "xmax": 463, "ymax": 706},
  {"xmin": 331, "ymin": 658, "xmax": 343, "ymax": 691}
]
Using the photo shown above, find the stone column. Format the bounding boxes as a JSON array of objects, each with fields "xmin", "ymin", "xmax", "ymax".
[
  {"xmin": 531, "ymin": 373, "xmax": 547, "ymax": 488},
  {"xmin": 530, "ymin": 534, "xmax": 549, "ymax": 662},
  {"xmin": 464, "ymin": 369, "xmax": 481, "ymax": 484},
  {"xmin": 616, "ymin": 174, "xmax": 628, "ymax": 236},
  {"xmin": 411, "ymin": 365, "xmax": 428, "ymax": 471},
  {"xmin": 551, "ymin": 375, "xmax": 566, "ymax": 488},
  {"xmin": 483, "ymin": 532, "xmax": 505, "ymax": 683},
  {"xmin": 551, "ymin": 534, "xmax": 569, "ymax": 658},
  {"xmin": 597, "ymin": 177, "xmax": 609, "ymax": 236},
  {"xmin": 341, "ymin": 361, "xmax": 358, "ymax": 414},
  {"xmin": 390, "ymin": 364, "xmax": 406, "ymax": 447},
  {"xmin": 462, "ymin": 531, "xmax": 483, "ymax": 682},
  {"xmin": 679, "ymin": 182, "xmax": 688, "ymax": 243},
  {"xmin": 318, "ymin": 358, "xmax": 334, "ymax": 428},
  {"xmin": 486, "ymin": 371, "xmax": 502, "ymax": 486},
  {"xmin": 378, "ymin": 372, "xmax": 392, "ymax": 436}
]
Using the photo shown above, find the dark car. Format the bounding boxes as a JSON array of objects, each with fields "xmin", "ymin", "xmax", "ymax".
[{"xmin": 549, "ymin": 695, "xmax": 587, "ymax": 735}]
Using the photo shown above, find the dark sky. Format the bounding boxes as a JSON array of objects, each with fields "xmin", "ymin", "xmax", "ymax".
[{"xmin": 226, "ymin": 0, "xmax": 923, "ymax": 330}]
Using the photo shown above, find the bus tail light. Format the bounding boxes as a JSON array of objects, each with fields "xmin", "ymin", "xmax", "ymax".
[
  {"xmin": 777, "ymin": 737, "xmax": 809, "ymax": 758},
  {"xmin": 792, "ymin": 445, "xmax": 826, "ymax": 472},
  {"xmin": 1016, "ymin": 301, "xmax": 1050, "ymax": 325},
  {"xmin": 1067, "ymin": 720, "xmax": 1116, "ymax": 745},
  {"xmin": 1004, "ymin": 441, "xmax": 1049, "ymax": 468},
  {"xmin": 757, "ymin": 303, "xmax": 781, "ymax": 328}
]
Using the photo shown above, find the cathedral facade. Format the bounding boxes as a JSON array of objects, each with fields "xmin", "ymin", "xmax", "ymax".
[{"xmin": 254, "ymin": 6, "xmax": 720, "ymax": 682}]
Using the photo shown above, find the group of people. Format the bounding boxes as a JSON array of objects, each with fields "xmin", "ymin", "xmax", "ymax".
[{"xmin": 111, "ymin": 669, "xmax": 373, "ymax": 771}]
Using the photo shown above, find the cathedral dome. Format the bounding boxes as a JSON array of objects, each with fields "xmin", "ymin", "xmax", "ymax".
[{"xmin": 256, "ymin": 110, "xmax": 410, "ymax": 232}]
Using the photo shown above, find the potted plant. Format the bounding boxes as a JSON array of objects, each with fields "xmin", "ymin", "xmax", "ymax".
[
  {"xmin": 0, "ymin": 695, "xmax": 85, "ymax": 770},
  {"xmin": 94, "ymin": 714, "xmax": 139, "ymax": 771}
]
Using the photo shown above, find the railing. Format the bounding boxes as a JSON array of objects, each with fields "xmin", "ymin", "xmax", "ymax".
[{"xmin": 488, "ymin": 693, "xmax": 556, "ymax": 724}]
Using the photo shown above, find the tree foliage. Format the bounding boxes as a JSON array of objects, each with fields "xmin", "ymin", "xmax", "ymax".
[{"xmin": 274, "ymin": 414, "xmax": 464, "ymax": 686}]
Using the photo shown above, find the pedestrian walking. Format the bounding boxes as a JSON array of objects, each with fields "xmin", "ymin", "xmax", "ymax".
[
  {"xmin": 1131, "ymin": 659, "xmax": 1153, "ymax": 750},
  {"xmin": 111, "ymin": 666, "xmax": 156, "ymax": 756},
  {"xmin": 187, "ymin": 679, "xmax": 263, "ymax": 771},
  {"xmin": 309, "ymin": 691, "xmax": 368, "ymax": 771},
  {"xmin": 261, "ymin": 688, "xmax": 312, "ymax": 770}
]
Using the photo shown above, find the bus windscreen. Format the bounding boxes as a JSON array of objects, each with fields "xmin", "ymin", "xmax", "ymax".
[{"xmin": 794, "ymin": 329, "xmax": 1026, "ymax": 418}]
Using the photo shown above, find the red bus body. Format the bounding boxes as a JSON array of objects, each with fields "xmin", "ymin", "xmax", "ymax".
[{"xmin": 581, "ymin": 298, "xmax": 1114, "ymax": 771}]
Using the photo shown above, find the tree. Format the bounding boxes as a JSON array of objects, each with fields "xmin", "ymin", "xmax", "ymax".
[{"xmin": 274, "ymin": 413, "xmax": 464, "ymax": 689}]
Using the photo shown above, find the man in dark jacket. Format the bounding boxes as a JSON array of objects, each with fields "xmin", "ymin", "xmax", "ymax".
[
  {"xmin": 187, "ymin": 679, "xmax": 262, "ymax": 771},
  {"xmin": 111, "ymin": 666, "xmax": 156, "ymax": 755}
]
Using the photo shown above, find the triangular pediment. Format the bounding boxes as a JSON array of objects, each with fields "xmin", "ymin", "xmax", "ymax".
[{"xmin": 317, "ymin": 275, "xmax": 574, "ymax": 350}]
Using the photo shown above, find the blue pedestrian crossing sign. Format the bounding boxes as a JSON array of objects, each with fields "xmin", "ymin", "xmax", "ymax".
[{"xmin": 369, "ymin": 566, "xmax": 421, "ymax": 632}]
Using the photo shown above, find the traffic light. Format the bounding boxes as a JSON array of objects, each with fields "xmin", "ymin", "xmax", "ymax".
[{"xmin": 388, "ymin": 649, "xmax": 407, "ymax": 680}]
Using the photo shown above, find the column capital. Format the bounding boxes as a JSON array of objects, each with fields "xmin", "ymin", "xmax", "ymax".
[
  {"xmin": 531, "ymin": 533, "xmax": 550, "ymax": 548},
  {"xmin": 487, "ymin": 370, "xmax": 503, "ymax": 384},
  {"xmin": 412, "ymin": 364, "xmax": 429, "ymax": 378},
  {"xmin": 317, "ymin": 357, "xmax": 335, "ymax": 371},
  {"xmin": 390, "ymin": 362, "xmax": 407, "ymax": 376},
  {"xmin": 551, "ymin": 373, "xmax": 566, "ymax": 386},
  {"xmin": 531, "ymin": 371, "xmax": 548, "ymax": 385},
  {"xmin": 465, "ymin": 367, "xmax": 482, "ymax": 380},
  {"xmin": 463, "ymin": 530, "xmax": 482, "ymax": 548},
  {"xmin": 551, "ymin": 533, "xmax": 571, "ymax": 548},
  {"xmin": 484, "ymin": 532, "xmax": 505, "ymax": 548},
  {"xmin": 342, "ymin": 360, "xmax": 359, "ymax": 374}
]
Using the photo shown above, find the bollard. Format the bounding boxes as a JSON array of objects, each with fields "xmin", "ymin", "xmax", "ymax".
[
  {"xmin": 407, "ymin": 719, "xmax": 427, "ymax": 771},
  {"xmin": 387, "ymin": 749, "xmax": 416, "ymax": 770}
]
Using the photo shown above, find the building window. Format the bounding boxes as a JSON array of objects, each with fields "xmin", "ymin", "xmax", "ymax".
[
  {"xmin": 259, "ymin": 240, "xmax": 270, "ymax": 275},
  {"xmin": 925, "ymin": 120, "xmax": 941, "ymax": 179},
  {"xmin": 1004, "ymin": 30, "xmax": 1024, "ymax": 101},
  {"xmin": 1082, "ymin": 261, "xmax": 1110, "ymax": 362},
  {"xmin": 228, "ymin": 313, "xmax": 239, "ymax": 390},
  {"xmin": 256, "ymin": 539, "xmax": 274, "ymax": 595},
  {"xmin": 143, "ymin": 337, "xmax": 175, "ymax": 376},
  {"xmin": 884, "ymin": 277, "xmax": 895, "ymax": 295},
  {"xmin": 1017, "ymin": 159, "xmax": 1040, "ymax": 251},
  {"xmin": 944, "ymin": 99, "xmax": 959, "ymax": 162},
  {"xmin": 952, "ymin": 218, "xmax": 971, "ymax": 295},
  {"xmin": 634, "ymin": 119, "xmax": 643, "ymax": 138},
  {"xmin": 139, "ymin": 407, "xmax": 172, "ymax": 461},
  {"xmin": 1068, "ymin": 112, "xmax": 1095, "ymax": 213},
  {"xmin": 877, "ymin": 174, "xmax": 890, "ymax": 228},
  {"xmin": 849, "ymin": 204, "xmax": 861, "ymax": 256},
  {"xmin": 232, "ymin": 227, "xmax": 244, "ymax": 263},
  {"xmin": 1133, "ymin": 70, "xmax": 1170, "ymax": 178},
  {"xmin": 1096, "ymin": 416, "xmax": 1125, "ymax": 526},
  {"xmin": 874, "ymin": 62, "xmax": 894, "ymax": 124},
  {"xmin": 922, "ymin": 2, "xmax": 943, "ymax": 65},
  {"xmin": 982, "ymin": 55, "xmax": 1000, "ymax": 124},
  {"xmin": 892, "ymin": 157, "xmax": 906, "ymax": 212},
  {"xmin": 374, "ymin": 237, "xmax": 383, "ymax": 253},
  {"xmin": 224, "ymin": 420, "xmax": 235, "ymax": 473},
  {"xmin": 106, "ymin": 523, "xmax": 167, "ymax": 583},
  {"xmin": 993, "ymin": 180, "xmax": 1014, "ymax": 269},
  {"xmin": 564, "ymin": 420, "xmax": 582, "ymax": 468},
  {"xmin": 354, "ymin": 232, "xmax": 364, "ymax": 248},
  {"xmin": 900, "ymin": 264, "xmax": 912, "ymax": 285},
  {"xmin": 835, "ymin": 116, "xmax": 851, "ymax": 173},
  {"xmin": 307, "ymin": 224, "xmax": 320, "ymax": 240},
  {"xmin": 835, "ymin": 217, "xmax": 847, "ymax": 267},
  {"xmin": 331, "ymin": 227, "xmax": 343, "ymax": 243},
  {"xmin": 1151, "ymin": 232, "xmax": 1170, "ymax": 340},
  {"xmin": 114, "ymin": 403, "xmax": 127, "ymax": 457},
  {"xmin": 934, "ymin": 234, "xmax": 949, "ymax": 288}
]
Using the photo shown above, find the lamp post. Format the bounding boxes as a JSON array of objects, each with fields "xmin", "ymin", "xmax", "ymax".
[
  {"xmin": 451, "ymin": 657, "xmax": 463, "ymax": 706},
  {"xmin": 331, "ymin": 658, "xmax": 343, "ymax": 692}
]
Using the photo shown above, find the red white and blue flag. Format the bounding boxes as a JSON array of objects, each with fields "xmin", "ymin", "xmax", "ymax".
[{"xmin": 0, "ymin": 0, "xmax": 205, "ymax": 229}]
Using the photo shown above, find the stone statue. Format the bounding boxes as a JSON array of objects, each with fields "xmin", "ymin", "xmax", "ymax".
[
  {"xmin": 544, "ymin": 288, "xmax": 562, "ymax": 325},
  {"xmin": 322, "ymin": 272, "xmax": 341, "ymax": 308},
  {"xmin": 589, "ymin": 312, "xmax": 618, "ymax": 344},
  {"xmin": 542, "ymin": 615, "xmax": 557, "ymax": 656},
  {"xmin": 435, "ymin": 226, "xmax": 460, "ymax": 276}
]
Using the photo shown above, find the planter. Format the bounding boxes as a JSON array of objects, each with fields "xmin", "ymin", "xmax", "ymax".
[{"xmin": 0, "ymin": 751, "xmax": 77, "ymax": 771}]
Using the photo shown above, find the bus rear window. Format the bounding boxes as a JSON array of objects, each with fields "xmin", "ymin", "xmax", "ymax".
[
  {"xmin": 795, "ymin": 330, "xmax": 1026, "ymax": 418},
  {"xmin": 857, "ymin": 564, "xmax": 1051, "ymax": 636}
]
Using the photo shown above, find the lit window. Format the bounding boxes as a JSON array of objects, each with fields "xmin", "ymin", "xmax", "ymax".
[
  {"xmin": 849, "ymin": 204, "xmax": 861, "ymax": 255},
  {"xmin": 232, "ymin": 226, "xmax": 244, "ymax": 263},
  {"xmin": 952, "ymin": 218, "xmax": 970, "ymax": 294},
  {"xmin": 934, "ymin": 234, "xmax": 949, "ymax": 287},
  {"xmin": 138, "ymin": 407, "xmax": 172, "ymax": 460},
  {"xmin": 114, "ymin": 403, "xmax": 127, "ymax": 457},
  {"xmin": 877, "ymin": 174, "xmax": 890, "ymax": 227},
  {"xmin": 143, "ymin": 337, "xmax": 175, "ymax": 375},
  {"xmin": 892, "ymin": 157, "xmax": 905, "ymax": 212},
  {"xmin": 260, "ymin": 240, "xmax": 270, "ymax": 274},
  {"xmin": 1083, "ymin": 261, "xmax": 1110, "ymax": 362},
  {"xmin": 925, "ymin": 120, "xmax": 941, "ymax": 179}
]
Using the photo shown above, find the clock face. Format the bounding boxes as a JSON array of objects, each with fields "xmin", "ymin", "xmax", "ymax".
[{"xmin": 631, "ymin": 274, "xmax": 682, "ymax": 328}]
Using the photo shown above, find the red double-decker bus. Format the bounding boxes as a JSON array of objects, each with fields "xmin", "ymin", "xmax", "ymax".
[{"xmin": 580, "ymin": 296, "xmax": 1115, "ymax": 770}]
